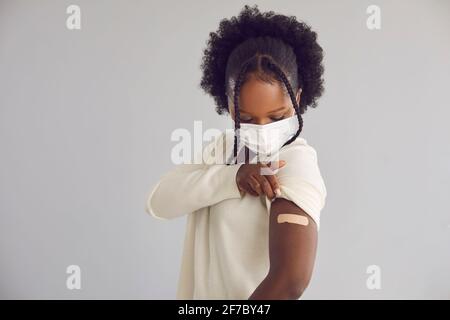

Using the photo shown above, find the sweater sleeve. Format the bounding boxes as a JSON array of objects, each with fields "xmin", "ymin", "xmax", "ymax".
[
  {"xmin": 264, "ymin": 142, "xmax": 327, "ymax": 230},
  {"xmin": 145, "ymin": 133, "xmax": 244, "ymax": 220}
]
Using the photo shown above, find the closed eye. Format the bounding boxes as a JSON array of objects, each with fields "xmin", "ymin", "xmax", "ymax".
[{"xmin": 239, "ymin": 116, "xmax": 285, "ymax": 124}]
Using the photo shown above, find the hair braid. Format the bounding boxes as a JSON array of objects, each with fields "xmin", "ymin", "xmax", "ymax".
[{"xmin": 232, "ymin": 60, "xmax": 252, "ymax": 164}]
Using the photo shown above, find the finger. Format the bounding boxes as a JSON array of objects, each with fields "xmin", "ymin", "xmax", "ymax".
[
  {"xmin": 256, "ymin": 175, "xmax": 275, "ymax": 199},
  {"xmin": 266, "ymin": 160, "xmax": 286, "ymax": 171},
  {"xmin": 265, "ymin": 174, "xmax": 281, "ymax": 197},
  {"xmin": 249, "ymin": 175, "xmax": 263, "ymax": 196},
  {"xmin": 260, "ymin": 163, "xmax": 282, "ymax": 197},
  {"xmin": 237, "ymin": 184, "xmax": 247, "ymax": 197},
  {"xmin": 245, "ymin": 181, "xmax": 259, "ymax": 196},
  {"xmin": 258, "ymin": 162, "xmax": 275, "ymax": 177}
]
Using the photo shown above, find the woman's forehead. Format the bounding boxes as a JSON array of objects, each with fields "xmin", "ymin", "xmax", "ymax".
[{"xmin": 232, "ymin": 78, "xmax": 290, "ymax": 114}]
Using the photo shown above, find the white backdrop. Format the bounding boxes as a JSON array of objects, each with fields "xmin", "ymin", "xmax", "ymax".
[{"xmin": 1, "ymin": 0, "xmax": 449, "ymax": 299}]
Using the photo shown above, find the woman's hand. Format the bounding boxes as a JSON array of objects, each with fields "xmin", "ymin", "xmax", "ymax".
[{"xmin": 235, "ymin": 160, "xmax": 286, "ymax": 199}]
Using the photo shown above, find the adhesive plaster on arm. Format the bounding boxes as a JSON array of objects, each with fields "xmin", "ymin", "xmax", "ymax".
[{"xmin": 277, "ymin": 213, "xmax": 309, "ymax": 226}]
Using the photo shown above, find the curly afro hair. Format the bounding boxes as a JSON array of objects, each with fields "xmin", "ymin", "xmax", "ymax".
[
  {"xmin": 199, "ymin": 4, "xmax": 325, "ymax": 117},
  {"xmin": 199, "ymin": 4, "xmax": 325, "ymax": 164}
]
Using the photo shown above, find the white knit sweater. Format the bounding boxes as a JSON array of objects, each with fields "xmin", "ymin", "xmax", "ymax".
[{"xmin": 146, "ymin": 131, "xmax": 327, "ymax": 299}]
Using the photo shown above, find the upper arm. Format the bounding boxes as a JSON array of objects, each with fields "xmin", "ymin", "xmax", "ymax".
[
  {"xmin": 264, "ymin": 144, "xmax": 326, "ymax": 293},
  {"xmin": 267, "ymin": 197, "xmax": 318, "ymax": 292}
]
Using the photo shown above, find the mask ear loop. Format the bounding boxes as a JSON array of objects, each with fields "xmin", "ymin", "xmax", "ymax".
[{"xmin": 292, "ymin": 88, "xmax": 302, "ymax": 116}]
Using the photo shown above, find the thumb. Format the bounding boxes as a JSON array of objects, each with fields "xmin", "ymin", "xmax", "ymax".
[
  {"xmin": 237, "ymin": 184, "xmax": 246, "ymax": 197},
  {"xmin": 267, "ymin": 160, "xmax": 286, "ymax": 169}
]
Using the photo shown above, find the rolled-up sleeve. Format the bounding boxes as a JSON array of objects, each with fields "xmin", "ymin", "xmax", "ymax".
[{"xmin": 264, "ymin": 143, "xmax": 327, "ymax": 230}]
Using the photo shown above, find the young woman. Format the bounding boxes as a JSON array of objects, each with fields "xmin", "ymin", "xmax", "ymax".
[{"xmin": 146, "ymin": 5, "xmax": 327, "ymax": 300}]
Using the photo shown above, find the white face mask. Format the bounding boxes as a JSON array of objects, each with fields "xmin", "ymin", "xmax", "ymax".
[{"xmin": 236, "ymin": 112, "xmax": 299, "ymax": 159}]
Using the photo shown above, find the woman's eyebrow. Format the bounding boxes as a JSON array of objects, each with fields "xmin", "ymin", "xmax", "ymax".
[
  {"xmin": 239, "ymin": 106, "xmax": 287, "ymax": 115},
  {"xmin": 267, "ymin": 106, "xmax": 288, "ymax": 114}
]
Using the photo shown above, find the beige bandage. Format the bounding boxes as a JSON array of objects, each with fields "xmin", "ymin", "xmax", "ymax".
[{"xmin": 277, "ymin": 213, "xmax": 309, "ymax": 226}]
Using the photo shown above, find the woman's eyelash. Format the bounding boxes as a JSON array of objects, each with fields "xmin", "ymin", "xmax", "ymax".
[{"xmin": 240, "ymin": 116, "xmax": 285, "ymax": 123}]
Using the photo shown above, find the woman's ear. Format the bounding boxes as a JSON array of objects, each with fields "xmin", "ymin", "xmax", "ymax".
[
  {"xmin": 228, "ymin": 103, "xmax": 235, "ymax": 121},
  {"xmin": 296, "ymin": 88, "xmax": 302, "ymax": 105},
  {"xmin": 227, "ymin": 97, "xmax": 235, "ymax": 120}
]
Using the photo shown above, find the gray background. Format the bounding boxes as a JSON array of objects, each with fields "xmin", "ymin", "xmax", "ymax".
[{"xmin": 1, "ymin": 0, "xmax": 449, "ymax": 299}]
